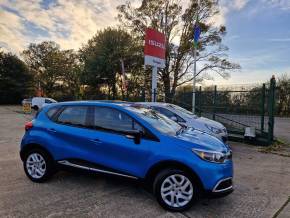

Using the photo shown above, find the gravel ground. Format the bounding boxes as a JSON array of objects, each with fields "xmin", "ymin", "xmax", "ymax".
[{"xmin": 0, "ymin": 106, "xmax": 290, "ymax": 218}]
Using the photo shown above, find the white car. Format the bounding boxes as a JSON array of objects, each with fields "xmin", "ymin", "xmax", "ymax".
[
  {"xmin": 31, "ymin": 97, "xmax": 57, "ymax": 110},
  {"xmin": 136, "ymin": 102, "xmax": 228, "ymax": 142}
]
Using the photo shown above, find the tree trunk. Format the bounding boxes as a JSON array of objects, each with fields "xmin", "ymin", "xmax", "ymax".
[
  {"xmin": 112, "ymin": 80, "xmax": 117, "ymax": 100},
  {"xmin": 162, "ymin": 73, "xmax": 172, "ymax": 103}
]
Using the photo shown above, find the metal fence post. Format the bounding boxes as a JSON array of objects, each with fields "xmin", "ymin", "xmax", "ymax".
[
  {"xmin": 213, "ymin": 85, "xmax": 217, "ymax": 120},
  {"xmin": 268, "ymin": 77, "xmax": 276, "ymax": 144},
  {"xmin": 261, "ymin": 83, "xmax": 265, "ymax": 133},
  {"xmin": 199, "ymin": 86, "xmax": 202, "ymax": 117}
]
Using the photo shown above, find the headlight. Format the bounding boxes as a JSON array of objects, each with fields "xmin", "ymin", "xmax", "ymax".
[
  {"xmin": 205, "ymin": 124, "xmax": 223, "ymax": 134},
  {"xmin": 192, "ymin": 148, "xmax": 230, "ymax": 163}
]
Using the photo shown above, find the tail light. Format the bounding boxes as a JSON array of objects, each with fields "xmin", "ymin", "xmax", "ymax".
[{"xmin": 25, "ymin": 121, "xmax": 33, "ymax": 131}]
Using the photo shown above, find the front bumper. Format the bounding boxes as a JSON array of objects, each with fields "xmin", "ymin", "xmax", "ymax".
[
  {"xmin": 204, "ymin": 177, "xmax": 234, "ymax": 198},
  {"xmin": 190, "ymin": 158, "xmax": 233, "ymax": 193},
  {"xmin": 221, "ymin": 136, "xmax": 228, "ymax": 143},
  {"xmin": 213, "ymin": 177, "xmax": 233, "ymax": 192}
]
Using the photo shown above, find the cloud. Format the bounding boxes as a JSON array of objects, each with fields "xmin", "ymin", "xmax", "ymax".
[
  {"xmin": 0, "ymin": 0, "xmax": 139, "ymax": 54},
  {"xmin": 0, "ymin": 9, "xmax": 29, "ymax": 53},
  {"xmin": 210, "ymin": 0, "xmax": 249, "ymax": 27},
  {"xmin": 268, "ymin": 38, "xmax": 290, "ymax": 42},
  {"xmin": 262, "ymin": 0, "xmax": 290, "ymax": 10},
  {"xmin": 231, "ymin": 0, "xmax": 250, "ymax": 10}
]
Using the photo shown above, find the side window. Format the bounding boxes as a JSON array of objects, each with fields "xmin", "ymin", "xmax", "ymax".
[
  {"xmin": 45, "ymin": 99, "xmax": 53, "ymax": 104},
  {"xmin": 94, "ymin": 107, "xmax": 144, "ymax": 132},
  {"xmin": 46, "ymin": 106, "xmax": 59, "ymax": 120},
  {"xmin": 57, "ymin": 106, "xmax": 87, "ymax": 127},
  {"xmin": 152, "ymin": 106, "xmax": 185, "ymax": 123},
  {"xmin": 133, "ymin": 121, "xmax": 144, "ymax": 132}
]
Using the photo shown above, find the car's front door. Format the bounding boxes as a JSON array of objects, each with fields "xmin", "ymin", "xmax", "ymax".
[{"xmin": 84, "ymin": 106, "xmax": 156, "ymax": 178}]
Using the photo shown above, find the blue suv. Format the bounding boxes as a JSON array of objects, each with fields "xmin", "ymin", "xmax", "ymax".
[{"xmin": 20, "ymin": 101, "xmax": 233, "ymax": 211}]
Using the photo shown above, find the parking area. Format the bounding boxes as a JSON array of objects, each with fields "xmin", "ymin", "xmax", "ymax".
[
  {"xmin": 0, "ymin": 106, "xmax": 290, "ymax": 218},
  {"xmin": 275, "ymin": 117, "xmax": 290, "ymax": 144}
]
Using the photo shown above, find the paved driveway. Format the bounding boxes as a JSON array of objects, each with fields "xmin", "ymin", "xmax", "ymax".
[
  {"xmin": 0, "ymin": 106, "xmax": 289, "ymax": 218},
  {"xmin": 274, "ymin": 117, "xmax": 290, "ymax": 144},
  {"xmin": 204, "ymin": 113, "xmax": 290, "ymax": 144}
]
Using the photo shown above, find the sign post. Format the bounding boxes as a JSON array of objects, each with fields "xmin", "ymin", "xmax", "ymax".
[
  {"xmin": 151, "ymin": 66, "xmax": 158, "ymax": 101},
  {"xmin": 144, "ymin": 28, "xmax": 166, "ymax": 102}
]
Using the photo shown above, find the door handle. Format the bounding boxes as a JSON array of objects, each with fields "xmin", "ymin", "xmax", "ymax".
[
  {"xmin": 47, "ymin": 128, "xmax": 57, "ymax": 133},
  {"xmin": 125, "ymin": 134, "xmax": 135, "ymax": 139},
  {"xmin": 90, "ymin": 139, "xmax": 102, "ymax": 144}
]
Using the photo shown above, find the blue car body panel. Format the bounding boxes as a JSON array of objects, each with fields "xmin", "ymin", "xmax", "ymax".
[{"xmin": 21, "ymin": 101, "xmax": 233, "ymax": 192}]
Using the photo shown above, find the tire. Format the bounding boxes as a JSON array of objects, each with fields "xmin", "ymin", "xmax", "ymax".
[
  {"xmin": 153, "ymin": 169, "xmax": 198, "ymax": 212},
  {"xmin": 23, "ymin": 148, "xmax": 55, "ymax": 183},
  {"xmin": 32, "ymin": 105, "xmax": 39, "ymax": 111}
]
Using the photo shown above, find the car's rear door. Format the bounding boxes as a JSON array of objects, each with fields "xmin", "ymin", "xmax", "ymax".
[{"xmin": 47, "ymin": 105, "xmax": 95, "ymax": 161}]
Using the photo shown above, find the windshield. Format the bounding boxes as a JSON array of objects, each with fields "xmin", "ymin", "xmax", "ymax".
[
  {"xmin": 168, "ymin": 104, "xmax": 198, "ymax": 118},
  {"xmin": 126, "ymin": 106, "xmax": 181, "ymax": 136}
]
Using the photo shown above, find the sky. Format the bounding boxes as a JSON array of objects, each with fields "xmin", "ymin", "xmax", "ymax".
[{"xmin": 0, "ymin": 0, "xmax": 290, "ymax": 86}]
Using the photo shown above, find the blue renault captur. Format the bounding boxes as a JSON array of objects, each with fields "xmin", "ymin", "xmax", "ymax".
[{"xmin": 20, "ymin": 101, "xmax": 233, "ymax": 211}]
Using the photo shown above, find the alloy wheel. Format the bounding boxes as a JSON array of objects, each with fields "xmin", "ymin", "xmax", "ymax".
[
  {"xmin": 160, "ymin": 174, "xmax": 193, "ymax": 208},
  {"xmin": 26, "ymin": 153, "xmax": 46, "ymax": 179}
]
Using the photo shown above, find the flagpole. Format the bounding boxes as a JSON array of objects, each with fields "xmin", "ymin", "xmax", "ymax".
[
  {"xmin": 192, "ymin": 0, "xmax": 200, "ymax": 113},
  {"xmin": 192, "ymin": 44, "xmax": 197, "ymax": 113}
]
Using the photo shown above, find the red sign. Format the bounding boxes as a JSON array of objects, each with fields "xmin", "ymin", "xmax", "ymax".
[{"xmin": 144, "ymin": 28, "xmax": 166, "ymax": 68}]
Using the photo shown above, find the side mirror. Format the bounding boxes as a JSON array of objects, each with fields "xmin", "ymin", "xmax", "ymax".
[
  {"xmin": 170, "ymin": 116, "xmax": 178, "ymax": 122},
  {"xmin": 125, "ymin": 130, "xmax": 142, "ymax": 144}
]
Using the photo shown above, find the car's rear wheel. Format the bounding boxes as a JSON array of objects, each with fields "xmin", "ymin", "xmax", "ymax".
[
  {"xmin": 153, "ymin": 169, "xmax": 198, "ymax": 211},
  {"xmin": 23, "ymin": 149, "xmax": 55, "ymax": 182}
]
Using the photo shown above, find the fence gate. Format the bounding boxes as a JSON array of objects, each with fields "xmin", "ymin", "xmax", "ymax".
[{"xmin": 174, "ymin": 78, "xmax": 276, "ymax": 145}]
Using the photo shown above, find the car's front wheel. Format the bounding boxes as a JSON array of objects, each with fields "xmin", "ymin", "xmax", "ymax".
[
  {"xmin": 23, "ymin": 149, "xmax": 55, "ymax": 182},
  {"xmin": 154, "ymin": 169, "xmax": 198, "ymax": 211}
]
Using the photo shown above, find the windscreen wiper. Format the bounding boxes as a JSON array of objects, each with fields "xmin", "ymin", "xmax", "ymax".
[{"xmin": 176, "ymin": 126, "xmax": 185, "ymax": 135}]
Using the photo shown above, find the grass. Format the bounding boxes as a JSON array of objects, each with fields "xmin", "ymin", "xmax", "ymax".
[{"xmin": 259, "ymin": 139, "xmax": 290, "ymax": 157}]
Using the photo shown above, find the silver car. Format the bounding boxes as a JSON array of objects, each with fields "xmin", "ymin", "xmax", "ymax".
[{"xmin": 136, "ymin": 102, "xmax": 228, "ymax": 142}]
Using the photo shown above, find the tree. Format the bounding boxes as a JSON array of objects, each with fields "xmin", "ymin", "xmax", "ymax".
[
  {"xmin": 80, "ymin": 27, "xmax": 144, "ymax": 99},
  {"xmin": 117, "ymin": 0, "xmax": 240, "ymax": 102},
  {"xmin": 0, "ymin": 51, "xmax": 33, "ymax": 104},
  {"xmin": 22, "ymin": 41, "xmax": 82, "ymax": 100},
  {"xmin": 276, "ymin": 74, "xmax": 290, "ymax": 116}
]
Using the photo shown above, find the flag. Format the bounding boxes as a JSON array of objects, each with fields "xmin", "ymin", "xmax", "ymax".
[{"xmin": 193, "ymin": 24, "xmax": 201, "ymax": 47}]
